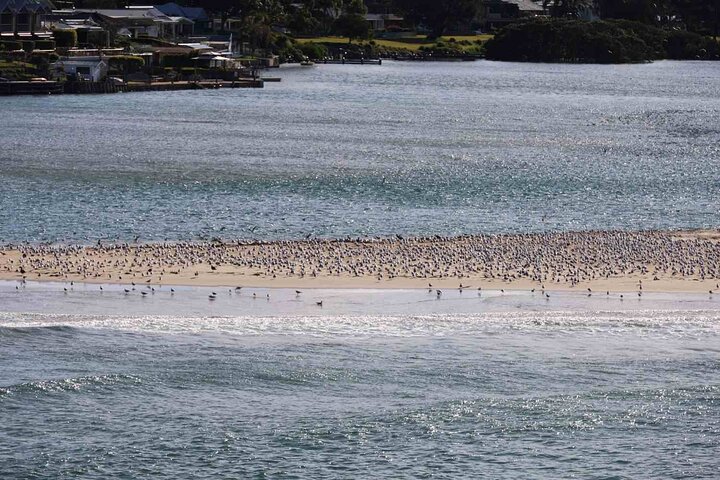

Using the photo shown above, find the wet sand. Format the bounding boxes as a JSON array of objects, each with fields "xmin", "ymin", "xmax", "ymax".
[{"xmin": 1, "ymin": 230, "xmax": 719, "ymax": 293}]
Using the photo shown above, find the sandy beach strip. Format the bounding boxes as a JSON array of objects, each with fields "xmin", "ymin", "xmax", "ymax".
[{"xmin": 1, "ymin": 230, "xmax": 719, "ymax": 293}]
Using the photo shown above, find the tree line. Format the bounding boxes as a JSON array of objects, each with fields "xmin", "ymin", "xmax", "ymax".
[{"xmin": 70, "ymin": 0, "xmax": 720, "ymax": 38}]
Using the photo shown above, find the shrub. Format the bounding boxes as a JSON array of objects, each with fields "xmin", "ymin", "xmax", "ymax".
[
  {"xmin": 33, "ymin": 39, "xmax": 56, "ymax": 50},
  {"xmin": 665, "ymin": 30, "xmax": 719, "ymax": 59},
  {"xmin": 108, "ymin": 55, "xmax": 145, "ymax": 73},
  {"xmin": 484, "ymin": 18, "xmax": 717, "ymax": 63},
  {"xmin": 52, "ymin": 29, "xmax": 77, "ymax": 48},
  {"xmin": 0, "ymin": 40, "xmax": 22, "ymax": 51},
  {"xmin": 28, "ymin": 51, "xmax": 59, "ymax": 64},
  {"xmin": 297, "ymin": 42, "xmax": 328, "ymax": 60}
]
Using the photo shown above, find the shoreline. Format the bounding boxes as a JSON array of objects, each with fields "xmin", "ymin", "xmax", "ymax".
[{"xmin": 2, "ymin": 229, "xmax": 719, "ymax": 294}]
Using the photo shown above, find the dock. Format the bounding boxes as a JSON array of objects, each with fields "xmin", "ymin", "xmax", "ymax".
[
  {"xmin": 0, "ymin": 78, "xmax": 264, "ymax": 96},
  {"xmin": 317, "ymin": 59, "xmax": 382, "ymax": 65},
  {"xmin": 122, "ymin": 79, "xmax": 264, "ymax": 92},
  {"xmin": 0, "ymin": 80, "xmax": 64, "ymax": 95}
]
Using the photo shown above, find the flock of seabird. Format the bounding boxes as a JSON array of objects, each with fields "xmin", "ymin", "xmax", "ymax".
[{"xmin": 2, "ymin": 231, "xmax": 719, "ymax": 298}]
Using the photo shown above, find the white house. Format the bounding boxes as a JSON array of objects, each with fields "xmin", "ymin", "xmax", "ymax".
[{"xmin": 53, "ymin": 56, "xmax": 108, "ymax": 81}]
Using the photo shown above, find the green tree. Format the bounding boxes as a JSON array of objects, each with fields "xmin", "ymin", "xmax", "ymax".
[
  {"xmin": 287, "ymin": 6, "xmax": 321, "ymax": 35},
  {"xmin": 344, "ymin": 0, "xmax": 367, "ymax": 15},
  {"xmin": 394, "ymin": 0, "xmax": 480, "ymax": 39},
  {"xmin": 334, "ymin": 13, "xmax": 371, "ymax": 42}
]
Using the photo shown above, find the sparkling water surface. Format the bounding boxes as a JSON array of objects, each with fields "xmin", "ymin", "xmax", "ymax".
[
  {"xmin": 2, "ymin": 61, "xmax": 720, "ymax": 478},
  {"xmin": 1, "ymin": 284, "xmax": 720, "ymax": 478},
  {"xmin": 1, "ymin": 307, "xmax": 719, "ymax": 478},
  {"xmin": 1, "ymin": 60, "xmax": 719, "ymax": 243}
]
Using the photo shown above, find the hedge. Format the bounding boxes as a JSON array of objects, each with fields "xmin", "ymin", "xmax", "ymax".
[
  {"xmin": 34, "ymin": 39, "xmax": 55, "ymax": 50},
  {"xmin": 107, "ymin": 55, "xmax": 145, "ymax": 73},
  {"xmin": 28, "ymin": 51, "xmax": 59, "ymax": 64},
  {"xmin": 0, "ymin": 40, "xmax": 22, "ymax": 51},
  {"xmin": 52, "ymin": 29, "xmax": 77, "ymax": 48},
  {"xmin": 297, "ymin": 42, "xmax": 328, "ymax": 60}
]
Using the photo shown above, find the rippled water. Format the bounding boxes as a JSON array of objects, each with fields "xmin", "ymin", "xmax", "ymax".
[
  {"xmin": 2, "ymin": 60, "xmax": 720, "ymax": 243},
  {"xmin": 3, "ymin": 61, "xmax": 720, "ymax": 477},
  {"xmin": 1, "ymin": 311, "xmax": 719, "ymax": 478}
]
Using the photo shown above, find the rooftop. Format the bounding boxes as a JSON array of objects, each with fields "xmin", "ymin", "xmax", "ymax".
[{"xmin": 0, "ymin": 0, "xmax": 55, "ymax": 13}]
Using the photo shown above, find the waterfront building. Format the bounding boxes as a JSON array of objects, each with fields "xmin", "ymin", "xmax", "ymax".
[
  {"xmin": 52, "ymin": 55, "xmax": 107, "ymax": 81},
  {"xmin": 0, "ymin": 0, "xmax": 54, "ymax": 37},
  {"xmin": 154, "ymin": 2, "xmax": 210, "ymax": 33},
  {"xmin": 49, "ymin": 7, "xmax": 193, "ymax": 41}
]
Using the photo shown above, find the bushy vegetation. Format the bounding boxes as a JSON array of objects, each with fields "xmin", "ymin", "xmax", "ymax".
[
  {"xmin": 34, "ymin": 39, "xmax": 56, "ymax": 50},
  {"xmin": 418, "ymin": 37, "xmax": 484, "ymax": 57},
  {"xmin": 484, "ymin": 19, "xmax": 720, "ymax": 63},
  {"xmin": 52, "ymin": 29, "xmax": 78, "ymax": 48},
  {"xmin": 107, "ymin": 55, "xmax": 145, "ymax": 73},
  {"xmin": 28, "ymin": 51, "xmax": 59, "ymax": 64},
  {"xmin": 297, "ymin": 42, "xmax": 329, "ymax": 60},
  {"xmin": 0, "ymin": 60, "xmax": 38, "ymax": 80},
  {"xmin": 0, "ymin": 40, "xmax": 22, "ymax": 51}
]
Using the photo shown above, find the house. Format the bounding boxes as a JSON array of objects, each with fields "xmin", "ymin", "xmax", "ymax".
[
  {"xmin": 53, "ymin": 55, "xmax": 107, "ymax": 81},
  {"xmin": 365, "ymin": 13, "xmax": 404, "ymax": 32},
  {"xmin": 192, "ymin": 50, "xmax": 237, "ymax": 69},
  {"xmin": 480, "ymin": 0, "xmax": 546, "ymax": 30},
  {"xmin": 154, "ymin": 2, "xmax": 210, "ymax": 33},
  {"xmin": 44, "ymin": 17, "xmax": 110, "ymax": 47},
  {"xmin": 0, "ymin": 0, "xmax": 54, "ymax": 36},
  {"xmin": 51, "ymin": 7, "xmax": 193, "ymax": 40}
]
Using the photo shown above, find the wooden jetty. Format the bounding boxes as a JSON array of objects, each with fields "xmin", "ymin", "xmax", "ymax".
[
  {"xmin": 122, "ymin": 79, "xmax": 264, "ymax": 92},
  {"xmin": 0, "ymin": 78, "xmax": 264, "ymax": 96},
  {"xmin": 0, "ymin": 80, "xmax": 64, "ymax": 95},
  {"xmin": 317, "ymin": 58, "xmax": 382, "ymax": 65}
]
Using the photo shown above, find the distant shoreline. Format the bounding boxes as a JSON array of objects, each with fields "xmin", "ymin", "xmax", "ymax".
[{"xmin": 2, "ymin": 229, "xmax": 718, "ymax": 294}]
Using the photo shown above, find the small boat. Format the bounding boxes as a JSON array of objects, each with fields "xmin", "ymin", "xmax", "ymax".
[{"xmin": 300, "ymin": 60, "xmax": 315, "ymax": 67}]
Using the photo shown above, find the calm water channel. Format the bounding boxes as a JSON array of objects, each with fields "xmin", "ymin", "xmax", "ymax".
[{"xmin": 1, "ymin": 60, "xmax": 719, "ymax": 243}]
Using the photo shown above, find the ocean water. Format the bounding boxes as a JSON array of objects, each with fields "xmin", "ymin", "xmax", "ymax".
[
  {"xmin": 1, "ymin": 285, "xmax": 720, "ymax": 478},
  {"xmin": 1, "ymin": 60, "xmax": 720, "ymax": 243},
  {"xmin": 1, "ymin": 305, "xmax": 719, "ymax": 478},
  {"xmin": 3, "ymin": 60, "xmax": 720, "ymax": 478}
]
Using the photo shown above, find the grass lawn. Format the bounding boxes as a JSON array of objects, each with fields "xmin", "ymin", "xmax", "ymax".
[
  {"xmin": 296, "ymin": 34, "xmax": 493, "ymax": 52},
  {"xmin": 0, "ymin": 60, "xmax": 35, "ymax": 79}
]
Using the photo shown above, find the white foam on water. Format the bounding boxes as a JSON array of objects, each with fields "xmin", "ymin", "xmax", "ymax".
[{"xmin": 1, "ymin": 310, "xmax": 719, "ymax": 339}]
